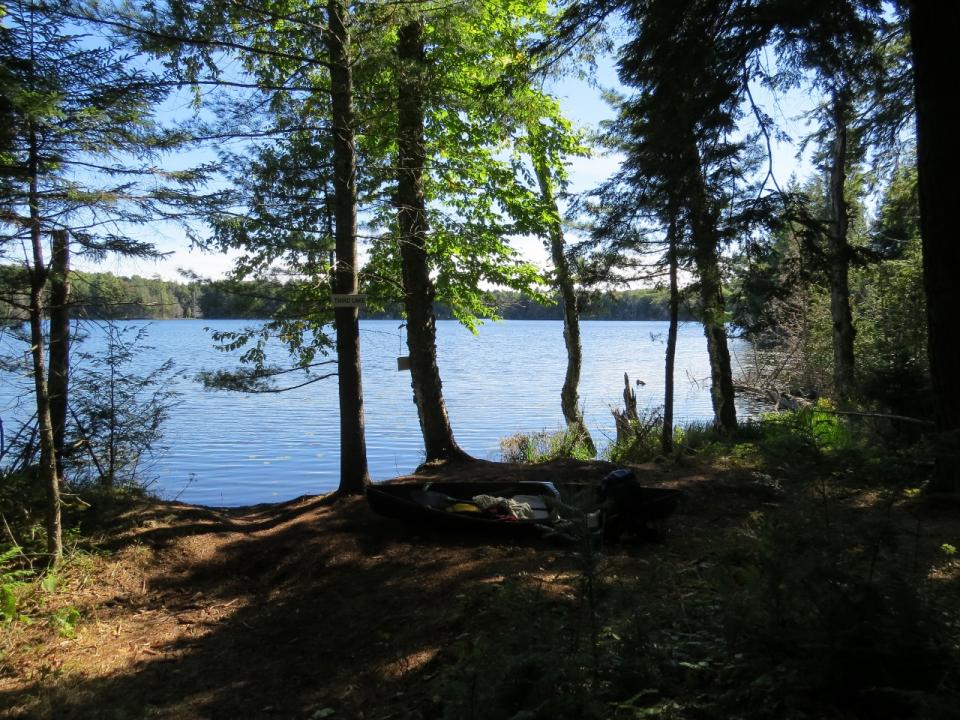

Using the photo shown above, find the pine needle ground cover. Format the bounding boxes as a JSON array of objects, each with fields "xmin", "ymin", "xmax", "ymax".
[{"xmin": 1, "ymin": 445, "xmax": 957, "ymax": 720}]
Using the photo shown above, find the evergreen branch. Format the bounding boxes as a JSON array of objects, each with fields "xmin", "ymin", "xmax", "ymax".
[{"xmin": 56, "ymin": 8, "xmax": 335, "ymax": 72}]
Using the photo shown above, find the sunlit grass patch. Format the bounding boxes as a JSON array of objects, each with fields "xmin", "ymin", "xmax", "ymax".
[{"xmin": 500, "ymin": 426, "xmax": 596, "ymax": 463}]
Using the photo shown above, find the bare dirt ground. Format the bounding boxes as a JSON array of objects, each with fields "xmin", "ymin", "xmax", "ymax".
[{"xmin": 1, "ymin": 458, "xmax": 957, "ymax": 720}]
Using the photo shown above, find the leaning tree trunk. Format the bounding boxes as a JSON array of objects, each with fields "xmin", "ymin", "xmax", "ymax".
[
  {"xmin": 27, "ymin": 124, "xmax": 62, "ymax": 561},
  {"xmin": 686, "ymin": 142, "xmax": 737, "ymax": 433},
  {"xmin": 396, "ymin": 19, "xmax": 468, "ymax": 463},
  {"xmin": 662, "ymin": 213, "xmax": 680, "ymax": 454},
  {"xmin": 694, "ymin": 238, "xmax": 736, "ymax": 433},
  {"xmin": 529, "ymin": 127, "xmax": 594, "ymax": 455},
  {"xmin": 327, "ymin": 0, "xmax": 370, "ymax": 495},
  {"xmin": 826, "ymin": 90, "xmax": 856, "ymax": 401},
  {"xmin": 910, "ymin": 1, "xmax": 960, "ymax": 492},
  {"xmin": 48, "ymin": 229, "xmax": 70, "ymax": 480}
]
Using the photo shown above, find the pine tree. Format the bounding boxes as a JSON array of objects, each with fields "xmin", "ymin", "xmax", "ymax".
[
  {"xmin": 768, "ymin": 0, "xmax": 889, "ymax": 401},
  {"xmin": 0, "ymin": 0, "xmax": 191, "ymax": 558},
  {"xmin": 593, "ymin": 0, "xmax": 766, "ymax": 433}
]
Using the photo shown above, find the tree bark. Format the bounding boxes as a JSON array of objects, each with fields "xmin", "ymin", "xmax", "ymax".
[
  {"xmin": 686, "ymin": 141, "xmax": 737, "ymax": 433},
  {"xmin": 28, "ymin": 123, "xmax": 62, "ymax": 561},
  {"xmin": 662, "ymin": 213, "xmax": 680, "ymax": 454},
  {"xmin": 396, "ymin": 19, "xmax": 469, "ymax": 464},
  {"xmin": 826, "ymin": 90, "xmax": 856, "ymax": 401},
  {"xmin": 327, "ymin": 0, "xmax": 370, "ymax": 494},
  {"xmin": 529, "ymin": 128, "xmax": 594, "ymax": 455},
  {"xmin": 48, "ymin": 229, "xmax": 70, "ymax": 480},
  {"xmin": 910, "ymin": 2, "xmax": 960, "ymax": 492},
  {"xmin": 696, "ymin": 250, "xmax": 737, "ymax": 434}
]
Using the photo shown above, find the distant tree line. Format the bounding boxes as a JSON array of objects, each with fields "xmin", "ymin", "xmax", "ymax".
[
  {"xmin": 1, "ymin": 268, "xmax": 695, "ymax": 322},
  {"xmin": 0, "ymin": 269, "xmax": 283, "ymax": 321},
  {"xmin": 388, "ymin": 288, "xmax": 697, "ymax": 322}
]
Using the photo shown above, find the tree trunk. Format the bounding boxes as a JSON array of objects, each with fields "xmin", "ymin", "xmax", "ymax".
[
  {"xmin": 107, "ymin": 332, "xmax": 117, "ymax": 485},
  {"xmin": 48, "ymin": 229, "xmax": 70, "ymax": 480},
  {"xmin": 327, "ymin": 0, "xmax": 370, "ymax": 495},
  {"xmin": 686, "ymin": 142, "xmax": 737, "ymax": 433},
  {"xmin": 910, "ymin": 2, "xmax": 960, "ymax": 492},
  {"xmin": 662, "ymin": 214, "xmax": 680, "ymax": 454},
  {"xmin": 28, "ymin": 124, "xmax": 62, "ymax": 561},
  {"xmin": 529, "ymin": 127, "xmax": 594, "ymax": 455},
  {"xmin": 696, "ymin": 252, "xmax": 736, "ymax": 433},
  {"xmin": 396, "ymin": 19, "xmax": 469, "ymax": 464},
  {"xmin": 826, "ymin": 90, "xmax": 856, "ymax": 401}
]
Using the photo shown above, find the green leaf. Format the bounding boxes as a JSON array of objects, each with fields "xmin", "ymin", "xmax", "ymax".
[
  {"xmin": 50, "ymin": 607, "xmax": 81, "ymax": 638},
  {"xmin": 41, "ymin": 574, "xmax": 59, "ymax": 594}
]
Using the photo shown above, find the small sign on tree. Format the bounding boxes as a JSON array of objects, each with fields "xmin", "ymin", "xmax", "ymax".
[{"xmin": 330, "ymin": 293, "xmax": 368, "ymax": 309}]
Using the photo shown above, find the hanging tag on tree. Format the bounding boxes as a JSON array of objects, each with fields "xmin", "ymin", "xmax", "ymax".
[{"xmin": 330, "ymin": 293, "xmax": 367, "ymax": 309}]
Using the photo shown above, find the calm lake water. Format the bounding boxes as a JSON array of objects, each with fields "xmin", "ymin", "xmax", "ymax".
[{"xmin": 1, "ymin": 319, "xmax": 760, "ymax": 506}]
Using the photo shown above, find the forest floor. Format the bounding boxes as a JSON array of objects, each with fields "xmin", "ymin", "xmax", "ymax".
[{"xmin": 1, "ymin": 454, "xmax": 958, "ymax": 720}]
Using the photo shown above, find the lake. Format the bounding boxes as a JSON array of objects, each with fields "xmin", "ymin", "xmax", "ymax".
[{"xmin": 0, "ymin": 319, "xmax": 761, "ymax": 506}]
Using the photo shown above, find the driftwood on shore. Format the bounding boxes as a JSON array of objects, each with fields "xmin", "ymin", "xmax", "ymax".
[
  {"xmin": 734, "ymin": 383, "xmax": 814, "ymax": 411},
  {"xmin": 767, "ymin": 389, "xmax": 814, "ymax": 412},
  {"xmin": 612, "ymin": 373, "xmax": 639, "ymax": 444},
  {"xmin": 734, "ymin": 383, "xmax": 934, "ymax": 426},
  {"xmin": 612, "ymin": 373, "xmax": 661, "ymax": 445}
]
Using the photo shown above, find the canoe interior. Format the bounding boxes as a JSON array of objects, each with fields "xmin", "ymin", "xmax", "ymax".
[
  {"xmin": 366, "ymin": 480, "xmax": 683, "ymax": 533},
  {"xmin": 366, "ymin": 481, "xmax": 561, "ymax": 529}
]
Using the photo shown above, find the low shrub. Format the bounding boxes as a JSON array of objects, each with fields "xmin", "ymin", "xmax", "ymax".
[
  {"xmin": 605, "ymin": 408, "xmax": 667, "ymax": 464},
  {"xmin": 500, "ymin": 426, "xmax": 595, "ymax": 464},
  {"xmin": 0, "ymin": 545, "xmax": 34, "ymax": 624}
]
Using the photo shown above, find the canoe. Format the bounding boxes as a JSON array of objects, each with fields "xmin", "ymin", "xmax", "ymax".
[
  {"xmin": 365, "ymin": 481, "xmax": 561, "ymax": 533},
  {"xmin": 366, "ymin": 477, "xmax": 683, "ymax": 539}
]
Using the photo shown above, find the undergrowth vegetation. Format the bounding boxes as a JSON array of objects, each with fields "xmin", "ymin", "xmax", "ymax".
[
  {"xmin": 484, "ymin": 409, "xmax": 960, "ymax": 719},
  {"xmin": 500, "ymin": 426, "xmax": 597, "ymax": 464},
  {"xmin": 2, "ymin": 411, "xmax": 956, "ymax": 719},
  {"xmin": 0, "ymin": 541, "xmax": 91, "ymax": 672},
  {"xmin": 500, "ymin": 399, "xmax": 860, "ymax": 464},
  {"xmin": 0, "ymin": 474, "xmax": 148, "ymax": 660},
  {"xmin": 434, "ymin": 531, "xmax": 958, "ymax": 718}
]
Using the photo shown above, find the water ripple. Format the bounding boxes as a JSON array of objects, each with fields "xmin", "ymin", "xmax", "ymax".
[{"xmin": 2, "ymin": 319, "xmax": 760, "ymax": 506}]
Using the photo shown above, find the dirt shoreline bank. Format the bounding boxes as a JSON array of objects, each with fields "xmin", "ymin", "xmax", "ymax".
[{"xmin": 2, "ymin": 458, "xmax": 956, "ymax": 719}]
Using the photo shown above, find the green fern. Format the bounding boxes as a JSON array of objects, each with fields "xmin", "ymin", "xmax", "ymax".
[{"xmin": 0, "ymin": 545, "xmax": 34, "ymax": 623}]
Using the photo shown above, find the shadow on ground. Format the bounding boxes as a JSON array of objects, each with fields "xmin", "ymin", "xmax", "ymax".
[
  {"xmin": 2, "ymin": 460, "xmax": 640, "ymax": 720},
  {"xmin": 3, "ymin": 458, "xmax": 956, "ymax": 720}
]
